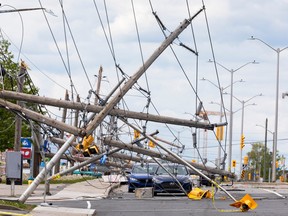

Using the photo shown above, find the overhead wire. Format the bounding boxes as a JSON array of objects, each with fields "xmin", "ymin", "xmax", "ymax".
[
  {"xmin": 59, "ymin": 0, "xmax": 74, "ymax": 103},
  {"xmin": 57, "ymin": 1, "xmax": 94, "ymax": 92},
  {"xmin": 147, "ymin": 0, "xmax": 229, "ymax": 170},
  {"xmin": 93, "ymin": 1, "xmax": 151, "ymax": 146},
  {"xmin": 38, "ymin": 0, "xmax": 92, "ymax": 123},
  {"xmin": 200, "ymin": 0, "xmax": 228, "ymax": 163},
  {"xmin": 0, "ymin": 4, "xmax": 24, "ymax": 63}
]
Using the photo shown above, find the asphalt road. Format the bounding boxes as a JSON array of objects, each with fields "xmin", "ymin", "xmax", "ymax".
[{"xmin": 36, "ymin": 184, "xmax": 288, "ymax": 216}]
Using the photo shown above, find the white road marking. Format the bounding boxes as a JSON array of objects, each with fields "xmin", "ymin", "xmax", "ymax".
[
  {"xmin": 262, "ymin": 188, "xmax": 286, "ymax": 199},
  {"xmin": 87, "ymin": 201, "xmax": 91, "ymax": 209}
]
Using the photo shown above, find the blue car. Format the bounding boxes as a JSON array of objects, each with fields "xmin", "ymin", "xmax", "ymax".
[
  {"xmin": 153, "ymin": 164, "xmax": 192, "ymax": 195},
  {"xmin": 127, "ymin": 163, "xmax": 158, "ymax": 193}
]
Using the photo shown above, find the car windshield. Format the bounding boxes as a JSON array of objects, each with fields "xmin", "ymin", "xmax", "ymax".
[
  {"xmin": 156, "ymin": 164, "xmax": 188, "ymax": 175},
  {"xmin": 132, "ymin": 164, "xmax": 158, "ymax": 174}
]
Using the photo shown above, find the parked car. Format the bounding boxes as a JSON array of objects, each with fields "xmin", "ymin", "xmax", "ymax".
[
  {"xmin": 153, "ymin": 164, "xmax": 193, "ymax": 195},
  {"xmin": 127, "ymin": 163, "xmax": 158, "ymax": 192}
]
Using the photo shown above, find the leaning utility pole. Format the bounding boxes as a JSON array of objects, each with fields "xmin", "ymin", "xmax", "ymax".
[
  {"xmin": 14, "ymin": 61, "xmax": 26, "ymax": 151},
  {"xmin": 84, "ymin": 10, "xmax": 204, "ymax": 137},
  {"xmin": 0, "ymin": 98, "xmax": 82, "ymax": 135}
]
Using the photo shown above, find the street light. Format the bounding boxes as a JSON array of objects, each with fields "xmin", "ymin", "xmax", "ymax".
[
  {"xmin": 0, "ymin": 5, "xmax": 56, "ymax": 16},
  {"xmin": 232, "ymin": 94, "xmax": 262, "ymax": 178},
  {"xmin": 201, "ymin": 77, "xmax": 243, "ymax": 169},
  {"xmin": 208, "ymin": 59, "xmax": 258, "ymax": 172},
  {"xmin": 250, "ymin": 36, "xmax": 288, "ymax": 182},
  {"xmin": 256, "ymin": 121, "xmax": 274, "ymax": 182}
]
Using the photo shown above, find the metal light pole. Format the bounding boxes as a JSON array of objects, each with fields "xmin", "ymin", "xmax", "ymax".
[
  {"xmin": 233, "ymin": 94, "xmax": 261, "ymax": 178},
  {"xmin": 209, "ymin": 59, "xmax": 257, "ymax": 172},
  {"xmin": 201, "ymin": 77, "xmax": 243, "ymax": 169},
  {"xmin": 250, "ymin": 36, "xmax": 288, "ymax": 181}
]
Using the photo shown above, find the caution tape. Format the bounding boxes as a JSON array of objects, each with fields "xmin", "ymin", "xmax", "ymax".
[
  {"xmin": 51, "ymin": 173, "xmax": 61, "ymax": 180},
  {"xmin": 211, "ymin": 185, "xmax": 243, "ymax": 213}
]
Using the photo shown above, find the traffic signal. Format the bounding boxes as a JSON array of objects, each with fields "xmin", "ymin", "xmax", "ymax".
[
  {"xmin": 216, "ymin": 126, "xmax": 224, "ymax": 141},
  {"xmin": 76, "ymin": 135, "xmax": 94, "ymax": 156},
  {"xmin": 241, "ymin": 170, "xmax": 246, "ymax": 179},
  {"xmin": 134, "ymin": 129, "xmax": 140, "ymax": 139},
  {"xmin": 240, "ymin": 134, "xmax": 245, "ymax": 149},
  {"xmin": 232, "ymin": 160, "xmax": 236, "ymax": 168},
  {"xmin": 88, "ymin": 145, "xmax": 99, "ymax": 154},
  {"xmin": 82, "ymin": 135, "xmax": 94, "ymax": 150},
  {"xmin": 148, "ymin": 140, "xmax": 155, "ymax": 148},
  {"xmin": 243, "ymin": 156, "xmax": 249, "ymax": 165},
  {"xmin": 83, "ymin": 145, "xmax": 99, "ymax": 157}
]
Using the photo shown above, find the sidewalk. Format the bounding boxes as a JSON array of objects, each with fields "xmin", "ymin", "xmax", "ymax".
[{"xmin": 0, "ymin": 178, "xmax": 120, "ymax": 216}]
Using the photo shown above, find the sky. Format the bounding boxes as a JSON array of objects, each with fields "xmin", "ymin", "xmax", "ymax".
[{"xmin": 1, "ymin": 0, "xmax": 288, "ymax": 176}]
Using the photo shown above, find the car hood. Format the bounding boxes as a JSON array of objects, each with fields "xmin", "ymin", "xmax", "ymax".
[
  {"xmin": 129, "ymin": 173, "xmax": 153, "ymax": 179},
  {"xmin": 153, "ymin": 175, "xmax": 189, "ymax": 182}
]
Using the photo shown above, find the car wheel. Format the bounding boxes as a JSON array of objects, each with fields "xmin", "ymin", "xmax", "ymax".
[
  {"xmin": 128, "ymin": 188, "xmax": 134, "ymax": 193},
  {"xmin": 153, "ymin": 192, "xmax": 157, "ymax": 196}
]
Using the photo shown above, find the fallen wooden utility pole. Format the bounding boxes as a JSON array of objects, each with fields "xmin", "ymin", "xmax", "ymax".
[
  {"xmin": 0, "ymin": 90, "xmax": 217, "ymax": 130},
  {"xmin": 0, "ymin": 98, "xmax": 82, "ymax": 135},
  {"xmin": 103, "ymin": 137, "xmax": 234, "ymax": 178}
]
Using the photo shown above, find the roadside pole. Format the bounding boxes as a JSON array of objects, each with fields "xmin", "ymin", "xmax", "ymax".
[{"xmin": 14, "ymin": 61, "xmax": 26, "ymax": 151}]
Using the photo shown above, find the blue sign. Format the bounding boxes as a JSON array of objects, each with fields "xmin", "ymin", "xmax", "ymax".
[
  {"xmin": 21, "ymin": 138, "xmax": 32, "ymax": 148},
  {"xmin": 100, "ymin": 155, "xmax": 107, "ymax": 165}
]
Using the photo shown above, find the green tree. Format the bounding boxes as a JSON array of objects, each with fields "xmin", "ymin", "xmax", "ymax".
[
  {"xmin": 0, "ymin": 38, "xmax": 39, "ymax": 151},
  {"xmin": 246, "ymin": 142, "xmax": 282, "ymax": 181}
]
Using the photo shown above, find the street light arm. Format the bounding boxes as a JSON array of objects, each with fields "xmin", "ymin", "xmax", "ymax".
[
  {"xmin": 0, "ymin": 5, "xmax": 56, "ymax": 16},
  {"xmin": 280, "ymin": 46, "xmax": 288, "ymax": 52},
  {"xmin": 222, "ymin": 79, "xmax": 244, "ymax": 91},
  {"xmin": 224, "ymin": 92, "xmax": 262, "ymax": 104},
  {"xmin": 209, "ymin": 59, "xmax": 257, "ymax": 73},
  {"xmin": 250, "ymin": 36, "xmax": 277, "ymax": 52},
  {"xmin": 200, "ymin": 77, "xmax": 219, "ymax": 89},
  {"xmin": 256, "ymin": 124, "xmax": 273, "ymax": 135},
  {"xmin": 210, "ymin": 101, "xmax": 230, "ymax": 114},
  {"xmin": 245, "ymin": 93, "xmax": 262, "ymax": 103},
  {"xmin": 233, "ymin": 103, "xmax": 256, "ymax": 115},
  {"xmin": 209, "ymin": 60, "xmax": 232, "ymax": 72},
  {"xmin": 233, "ymin": 61, "xmax": 256, "ymax": 72}
]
